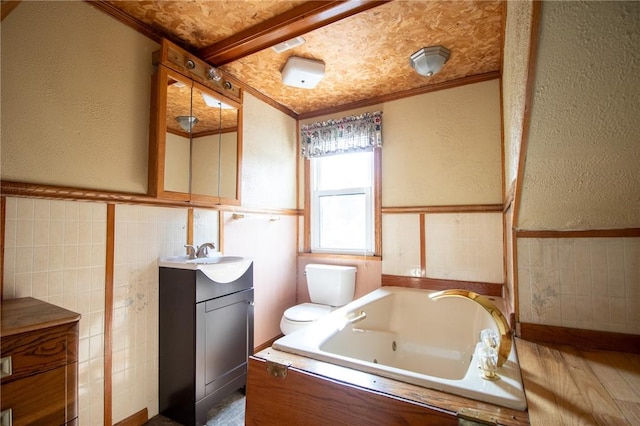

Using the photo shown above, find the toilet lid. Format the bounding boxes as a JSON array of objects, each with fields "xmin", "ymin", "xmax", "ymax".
[{"xmin": 284, "ymin": 303, "xmax": 333, "ymax": 322}]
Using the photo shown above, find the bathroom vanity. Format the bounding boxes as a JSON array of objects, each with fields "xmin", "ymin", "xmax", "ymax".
[{"xmin": 158, "ymin": 257, "xmax": 254, "ymax": 426}]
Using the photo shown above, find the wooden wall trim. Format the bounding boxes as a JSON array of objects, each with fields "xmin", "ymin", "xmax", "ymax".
[
  {"xmin": 374, "ymin": 148, "xmax": 382, "ymax": 256},
  {"xmin": 296, "ymin": 120, "xmax": 301, "ymax": 253},
  {"xmin": 1, "ymin": 0, "xmax": 20, "ymax": 21},
  {"xmin": 113, "ymin": 408, "xmax": 148, "ymax": 426},
  {"xmin": 519, "ymin": 323, "xmax": 640, "ymax": 354},
  {"xmin": 381, "ymin": 274, "xmax": 503, "ymax": 298},
  {"xmin": 104, "ymin": 204, "xmax": 115, "ymax": 426},
  {"xmin": 187, "ymin": 208, "xmax": 194, "ymax": 246},
  {"xmin": 254, "ymin": 334, "xmax": 282, "ymax": 353},
  {"xmin": 235, "ymin": 78, "xmax": 298, "ymax": 118},
  {"xmin": 0, "ymin": 197, "xmax": 5, "ymax": 300},
  {"xmin": 298, "ymin": 71, "xmax": 501, "ymax": 120},
  {"xmin": 0, "ymin": 180, "xmax": 301, "ymax": 216},
  {"xmin": 85, "ymin": 0, "xmax": 188, "ymax": 50},
  {"xmin": 517, "ymin": 228, "xmax": 640, "ymax": 238},
  {"xmin": 382, "ymin": 204, "xmax": 502, "ymax": 214},
  {"xmin": 419, "ymin": 214, "xmax": 426, "ymax": 276},
  {"xmin": 303, "ymin": 158, "xmax": 311, "ymax": 252},
  {"xmin": 512, "ymin": 226, "xmax": 520, "ymax": 325}
]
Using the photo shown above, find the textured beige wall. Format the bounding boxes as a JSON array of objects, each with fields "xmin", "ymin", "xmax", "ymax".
[
  {"xmin": 1, "ymin": 1, "xmax": 158, "ymax": 193},
  {"xmin": 502, "ymin": 0, "xmax": 533, "ymax": 193},
  {"xmin": 383, "ymin": 80, "xmax": 502, "ymax": 206},
  {"xmin": 519, "ymin": 1, "xmax": 640, "ymax": 230},
  {"xmin": 241, "ymin": 93, "xmax": 298, "ymax": 208},
  {"xmin": 164, "ymin": 133, "xmax": 190, "ymax": 193}
]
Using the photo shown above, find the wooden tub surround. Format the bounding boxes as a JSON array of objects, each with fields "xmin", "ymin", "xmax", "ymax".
[
  {"xmin": 246, "ymin": 340, "xmax": 640, "ymax": 425},
  {"xmin": 0, "ymin": 297, "xmax": 81, "ymax": 426},
  {"xmin": 245, "ymin": 347, "xmax": 530, "ymax": 425}
]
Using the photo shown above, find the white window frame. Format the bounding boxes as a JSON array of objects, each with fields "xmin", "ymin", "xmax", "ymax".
[{"xmin": 310, "ymin": 151, "xmax": 375, "ymax": 255}]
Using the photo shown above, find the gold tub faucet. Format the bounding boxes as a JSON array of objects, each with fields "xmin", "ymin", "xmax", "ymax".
[{"xmin": 428, "ymin": 289, "xmax": 512, "ymax": 368}]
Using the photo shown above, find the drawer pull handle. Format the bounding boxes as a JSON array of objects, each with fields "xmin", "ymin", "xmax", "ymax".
[
  {"xmin": 0, "ymin": 356, "xmax": 11, "ymax": 378},
  {"xmin": 0, "ymin": 408, "xmax": 12, "ymax": 426}
]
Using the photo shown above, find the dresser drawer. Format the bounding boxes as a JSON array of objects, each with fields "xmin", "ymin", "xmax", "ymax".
[
  {"xmin": 1, "ymin": 322, "xmax": 77, "ymax": 384},
  {"xmin": 1, "ymin": 365, "xmax": 67, "ymax": 425}
]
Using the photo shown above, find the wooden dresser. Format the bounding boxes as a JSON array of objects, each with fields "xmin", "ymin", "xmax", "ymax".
[{"xmin": 1, "ymin": 297, "xmax": 81, "ymax": 426}]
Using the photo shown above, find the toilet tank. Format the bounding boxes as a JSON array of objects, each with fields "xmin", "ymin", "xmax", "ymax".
[{"xmin": 305, "ymin": 264, "xmax": 357, "ymax": 307}]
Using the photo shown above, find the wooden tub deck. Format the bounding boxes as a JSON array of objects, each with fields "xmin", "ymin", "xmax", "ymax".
[{"xmin": 246, "ymin": 338, "xmax": 640, "ymax": 425}]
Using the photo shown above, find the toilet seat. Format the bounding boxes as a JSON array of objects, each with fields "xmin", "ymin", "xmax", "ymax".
[{"xmin": 283, "ymin": 303, "xmax": 333, "ymax": 323}]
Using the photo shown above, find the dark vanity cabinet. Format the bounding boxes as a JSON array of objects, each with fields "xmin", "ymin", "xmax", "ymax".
[{"xmin": 159, "ymin": 263, "xmax": 254, "ymax": 426}]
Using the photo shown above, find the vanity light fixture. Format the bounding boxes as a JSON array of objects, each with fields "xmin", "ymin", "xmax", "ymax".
[
  {"xmin": 201, "ymin": 92, "xmax": 234, "ymax": 109},
  {"xmin": 410, "ymin": 45, "xmax": 451, "ymax": 77},
  {"xmin": 176, "ymin": 115, "xmax": 198, "ymax": 133},
  {"xmin": 281, "ymin": 56, "xmax": 325, "ymax": 89},
  {"xmin": 206, "ymin": 67, "xmax": 222, "ymax": 82}
]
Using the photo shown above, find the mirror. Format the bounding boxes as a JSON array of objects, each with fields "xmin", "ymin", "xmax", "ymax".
[
  {"xmin": 150, "ymin": 65, "xmax": 241, "ymax": 204},
  {"xmin": 164, "ymin": 72, "xmax": 192, "ymax": 194},
  {"xmin": 190, "ymin": 82, "xmax": 240, "ymax": 202}
]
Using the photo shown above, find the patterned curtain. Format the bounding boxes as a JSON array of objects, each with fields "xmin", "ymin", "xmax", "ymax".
[{"xmin": 300, "ymin": 111, "xmax": 382, "ymax": 158}]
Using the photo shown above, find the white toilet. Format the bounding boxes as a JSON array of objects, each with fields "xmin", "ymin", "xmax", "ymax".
[{"xmin": 280, "ymin": 264, "xmax": 357, "ymax": 335}]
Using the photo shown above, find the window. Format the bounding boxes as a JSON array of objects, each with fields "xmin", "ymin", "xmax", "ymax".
[
  {"xmin": 310, "ymin": 151, "xmax": 376, "ymax": 255},
  {"xmin": 301, "ymin": 111, "xmax": 382, "ymax": 256}
]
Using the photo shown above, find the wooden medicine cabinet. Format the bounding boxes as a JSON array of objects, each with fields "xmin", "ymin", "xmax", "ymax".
[{"xmin": 149, "ymin": 39, "xmax": 242, "ymax": 205}]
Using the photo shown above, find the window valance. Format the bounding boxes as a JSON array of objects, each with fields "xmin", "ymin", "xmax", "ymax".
[{"xmin": 300, "ymin": 111, "xmax": 382, "ymax": 158}]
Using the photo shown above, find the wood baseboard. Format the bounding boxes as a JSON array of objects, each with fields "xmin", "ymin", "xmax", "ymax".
[
  {"xmin": 381, "ymin": 274, "xmax": 503, "ymax": 297},
  {"xmin": 114, "ymin": 408, "xmax": 148, "ymax": 426},
  {"xmin": 254, "ymin": 334, "xmax": 283, "ymax": 353},
  {"xmin": 519, "ymin": 322, "xmax": 640, "ymax": 354}
]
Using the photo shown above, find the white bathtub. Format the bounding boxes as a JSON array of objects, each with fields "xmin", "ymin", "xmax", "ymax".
[{"xmin": 273, "ymin": 286, "xmax": 527, "ymax": 411}]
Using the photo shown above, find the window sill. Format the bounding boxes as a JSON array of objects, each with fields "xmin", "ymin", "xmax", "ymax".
[{"xmin": 298, "ymin": 252, "xmax": 381, "ymax": 261}]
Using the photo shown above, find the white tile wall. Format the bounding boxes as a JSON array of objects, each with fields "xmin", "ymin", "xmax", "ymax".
[
  {"xmin": 381, "ymin": 212, "xmax": 504, "ymax": 284},
  {"xmin": 425, "ymin": 213, "xmax": 504, "ymax": 283},
  {"xmin": 381, "ymin": 214, "xmax": 421, "ymax": 276},
  {"xmin": 518, "ymin": 237, "xmax": 640, "ymax": 334},
  {"xmin": 193, "ymin": 208, "xmax": 219, "ymax": 251},
  {"xmin": 3, "ymin": 197, "xmax": 107, "ymax": 426},
  {"xmin": 112, "ymin": 204, "xmax": 187, "ymax": 422}
]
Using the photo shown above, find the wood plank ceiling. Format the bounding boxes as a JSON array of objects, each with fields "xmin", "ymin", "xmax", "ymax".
[{"xmin": 99, "ymin": 0, "xmax": 504, "ymax": 118}]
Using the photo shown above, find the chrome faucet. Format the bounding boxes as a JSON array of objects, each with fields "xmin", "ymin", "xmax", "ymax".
[
  {"xmin": 429, "ymin": 289, "xmax": 512, "ymax": 368},
  {"xmin": 196, "ymin": 242, "xmax": 216, "ymax": 258},
  {"xmin": 184, "ymin": 244, "xmax": 197, "ymax": 259}
]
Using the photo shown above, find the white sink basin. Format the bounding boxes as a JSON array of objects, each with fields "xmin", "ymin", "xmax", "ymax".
[
  {"xmin": 160, "ymin": 255, "xmax": 245, "ymax": 265},
  {"xmin": 158, "ymin": 255, "xmax": 252, "ymax": 283}
]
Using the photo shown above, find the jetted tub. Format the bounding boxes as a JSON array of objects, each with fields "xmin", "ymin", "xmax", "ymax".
[{"xmin": 273, "ymin": 286, "xmax": 527, "ymax": 410}]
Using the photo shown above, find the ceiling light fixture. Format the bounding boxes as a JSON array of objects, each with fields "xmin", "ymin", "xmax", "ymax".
[
  {"xmin": 271, "ymin": 36, "xmax": 306, "ymax": 54},
  {"xmin": 281, "ymin": 56, "xmax": 325, "ymax": 89},
  {"xmin": 201, "ymin": 92, "xmax": 234, "ymax": 109},
  {"xmin": 176, "ymin": 116, "xmax": 198, "ymax": 133},
  {"xmin": 410, "ymin": 46, "xmax": 451, "ymax": 77}
]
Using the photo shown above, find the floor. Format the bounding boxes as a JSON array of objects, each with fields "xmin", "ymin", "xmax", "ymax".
[
  {"xmin": 144, "ymin": 390, "xmax": 245, "ymax": 426},
  {"xmin": 516, "ymin": 339, "xmax": 640, "ymax": 425}
]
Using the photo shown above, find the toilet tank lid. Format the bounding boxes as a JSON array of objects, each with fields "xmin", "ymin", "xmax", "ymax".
[{"xmin": 305, "ymin": 264, "xmax": 357, "ymax": 272}]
